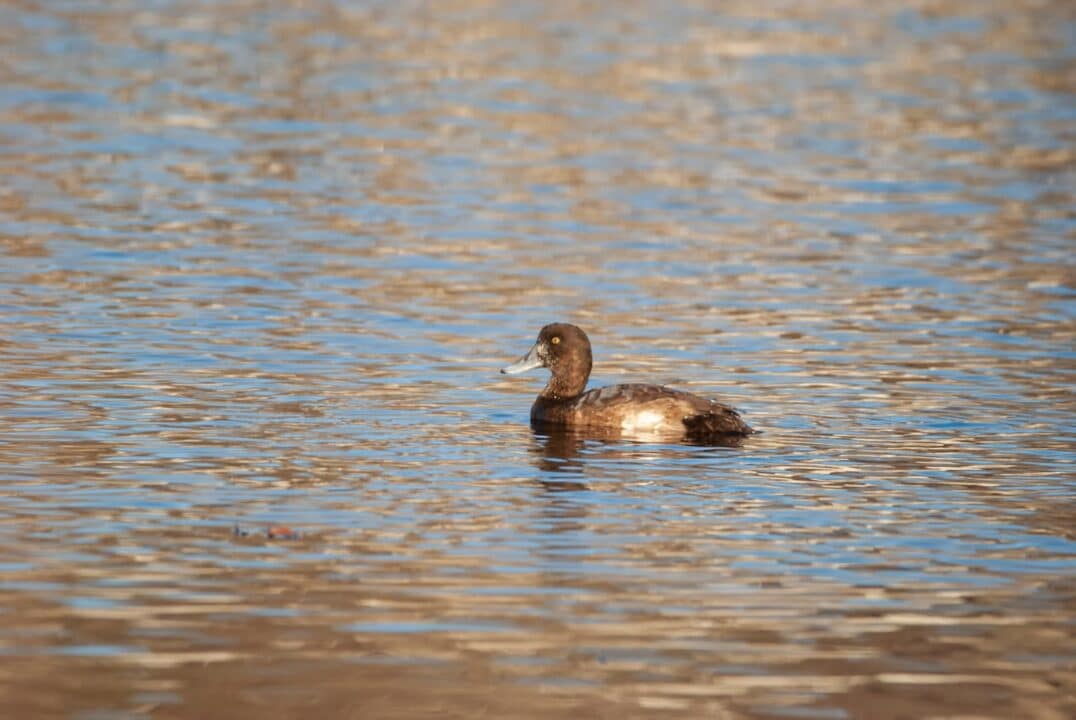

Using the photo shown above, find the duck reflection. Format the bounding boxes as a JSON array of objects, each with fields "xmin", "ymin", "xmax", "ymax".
[
  {"xmin": 529, "ymin": 426, "xmax": 590, "ymax": 489},
  {"xmin": 528, "ymin": 421, "xmax": 747, "ymax": 489},
  {"xmin": 532, "ymin": 427, "xmax": 592, "ymax": 469}
]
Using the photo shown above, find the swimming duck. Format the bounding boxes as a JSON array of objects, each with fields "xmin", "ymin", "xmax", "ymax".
[{"xmin": 501, "ymin": 323, "xmax": 753, "ymax": 442}]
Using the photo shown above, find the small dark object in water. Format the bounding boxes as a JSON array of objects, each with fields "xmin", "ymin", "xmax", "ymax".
[{"xmin": 233, "ymin": 524, "xmax": 300, "ymax": 540}]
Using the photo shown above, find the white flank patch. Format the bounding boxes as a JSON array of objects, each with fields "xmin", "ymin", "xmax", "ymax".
[{"xmin": 621, "ymin": 409, "xmax": 665, "ymax": 432}]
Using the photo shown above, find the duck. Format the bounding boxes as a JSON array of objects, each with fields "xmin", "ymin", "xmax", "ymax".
[{"xmin": 501, "ymin": 323, "xmax": 753, "ymax": 442}]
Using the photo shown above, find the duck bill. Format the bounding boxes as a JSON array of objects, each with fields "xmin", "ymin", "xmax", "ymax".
[{"xmin": 500, "ymin": 344, "xmax": 544, "ymax": 375}]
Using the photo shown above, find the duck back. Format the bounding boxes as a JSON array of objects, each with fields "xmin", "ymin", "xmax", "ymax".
[{"xmin": 531, "ymin": 383, "xmax": 752, "ymax": 440}]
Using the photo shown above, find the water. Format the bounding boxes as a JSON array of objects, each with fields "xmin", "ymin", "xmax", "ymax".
[{"xmin": 1, "ymin": 1, "xmax": 1074, "ymax": 718}]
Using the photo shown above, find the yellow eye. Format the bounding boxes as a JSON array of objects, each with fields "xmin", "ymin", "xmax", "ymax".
[{"xmin": 550, "ymin": 336, "xmax": 560, "ymax": 345}]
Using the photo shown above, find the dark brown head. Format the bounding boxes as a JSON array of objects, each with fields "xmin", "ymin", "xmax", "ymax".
[{"xmin": 500, "ymin": 323, "xmax": 593, "ymax": 399}]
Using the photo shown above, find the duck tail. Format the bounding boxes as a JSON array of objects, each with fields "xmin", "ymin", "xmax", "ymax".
[{"xmin": 683, "ymin": 406, "xmax": 754, "ymax": 443}]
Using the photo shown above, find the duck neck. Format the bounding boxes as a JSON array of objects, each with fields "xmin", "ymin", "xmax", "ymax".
[{"xmin": 540, "ymin": 355, "xmax": 591, "ymax": 400}]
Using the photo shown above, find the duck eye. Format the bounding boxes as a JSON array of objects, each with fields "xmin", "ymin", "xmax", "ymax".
[{"xmin": 550, "ymin": 336, "xmax": 561, "ymax": 345}]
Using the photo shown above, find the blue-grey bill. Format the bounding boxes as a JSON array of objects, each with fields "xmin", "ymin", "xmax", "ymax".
[{"xmin": 500, "ymin": 345, "xmax": 543, "ymax": 374}]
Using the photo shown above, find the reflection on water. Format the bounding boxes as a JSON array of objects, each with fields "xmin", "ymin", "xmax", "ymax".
[
  {"xmin": 529, "ymin": 427, "xmax": 748, "ymax": 478},
  {"xmin": 1, "ymin": 0, "xmax": 1074, "ymax": 718}
]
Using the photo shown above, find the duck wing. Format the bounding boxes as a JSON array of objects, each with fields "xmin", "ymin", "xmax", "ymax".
[{"xmin": 577, "ymin": 384, "xmax": 753, "ymax": 439}]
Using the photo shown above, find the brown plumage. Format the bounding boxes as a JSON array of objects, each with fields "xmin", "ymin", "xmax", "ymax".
[{"xmin": 501, "ymin": 323, "xmax": 753, "ymax": 443}]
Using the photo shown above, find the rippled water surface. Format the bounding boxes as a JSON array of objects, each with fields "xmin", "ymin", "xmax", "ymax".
[{"xmin": 1, "ymin": 1, "xmax": 1074, "ymax": 718}]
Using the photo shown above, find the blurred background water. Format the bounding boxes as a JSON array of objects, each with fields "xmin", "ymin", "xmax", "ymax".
[{"xmin": 0, "ymin": 1, "xmax": 1074, "ymax": 718}]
